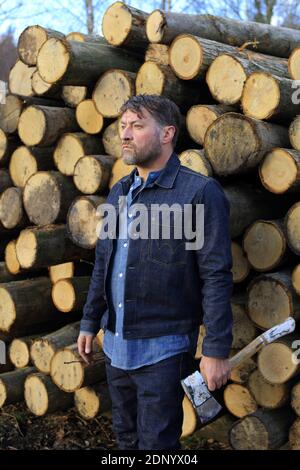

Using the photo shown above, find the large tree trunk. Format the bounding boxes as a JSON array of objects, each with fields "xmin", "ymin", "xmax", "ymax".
[
  {"xmin": 23, "ymin": 171, "xmax": 80, "ymax": 226},
  {"xmin": 18, "ymin": 105, "xmax": 79, "ymax": 147},
  {"xmin": 9, "ymin": 146, "xmax": 55, "ymax": 189},
  {"xmin": 73, "ymin": 155, "xmax": 115, "ymax": 194},
  {"xmin": 247, "ymin": 271, "xmax": 300, "ymax": 329},
  {"xmin": 30, "ymin": 321, "xmax": 80, "ymax": 374},
  {"xmin": 16, "ymin": 225, "xmax": 93, "ymax": 270},
  {"xmin": 67, "ymin": 195, "xmax": 105, "ymax": 249},
  {"xmin": 37, "ymin": 38, "xmax": 142, "ymax": 85},
  {"xmin": 24, "ymin": 372, "xmax": 73, "ymax": 416},
  {"xmin": 242, "ymin": 72, "xmax": 300, "ymax": 121},
  {"xmin": 204, "ymin": 112, "xmax": 290, "ymax": 176},
  {"xmin": 52, "ymin": 277, "xmax": 90, "ymax": 313},
  {"xmin": 18, "ymin": 25, "xmax": 65, "ymax": 66},
  {"xmin": 229, "ymin": 407, "xmax": 295, "ymax": 449},
  {"xmin": 0, "ymin": 367, "xmax": 36, "ymax": 407},
  {"xmin": 146, "ymin": 10, "xmax": 300, "ymax": 57}
]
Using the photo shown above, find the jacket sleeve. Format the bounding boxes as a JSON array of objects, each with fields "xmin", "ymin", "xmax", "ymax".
[
  {"xmin": 195, "ymin": 178, "xmax": 233, "ymax": 358},
  {"xmin": 80, "ymin": 238, "xmax": 108, "ymax": 335}
]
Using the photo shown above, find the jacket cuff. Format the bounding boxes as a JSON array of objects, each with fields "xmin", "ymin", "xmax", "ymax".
[
  {"xmin": 201, "ymin": 341, "xmax": 231, "ymax": 359},
  {"xmin": 80, "ymin": 319, "xmax": 100, "ymax": 336}
]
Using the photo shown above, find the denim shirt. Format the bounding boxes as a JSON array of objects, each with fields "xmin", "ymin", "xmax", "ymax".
[
  {"xmin": 80, "ymin": 152, "xmax": 233, "ymax": 359},
  {"xmin": 102, "ymin": 169, "xmax": 199, "ymax": 369}
]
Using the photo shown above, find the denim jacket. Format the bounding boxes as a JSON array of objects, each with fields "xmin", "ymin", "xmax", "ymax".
[{"xmin": 80, "ymin": 152, "xmax": 233, "ymax": 358}]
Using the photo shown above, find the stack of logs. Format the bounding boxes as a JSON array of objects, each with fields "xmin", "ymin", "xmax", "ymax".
[{"xmin": 1, "ymin": 0, "xmax": 300, "ymax": 450}]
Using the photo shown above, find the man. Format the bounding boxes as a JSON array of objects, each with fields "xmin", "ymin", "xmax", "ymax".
[{"xmin": 78, "ymin": 95, "xmax": 233, "ymax": 450}]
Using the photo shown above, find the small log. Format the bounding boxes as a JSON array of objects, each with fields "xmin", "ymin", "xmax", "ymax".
[
  {"xmin": 75, "ymin": 100, "xmax": 104, "ymax": 134},
  {"xmin": 289, "ymin": 417, "xmax": 300, "ymax": 450},
  {"xmin": 102, "ymin": 120, "xmax": 122, "ymax": 158},
  {"xmin": 248, "ymin": 369, "xmax": 289, "ymax": 409},
  {"xmin": 24, "ymin": 372, "xmax": 73, "ymax": 416},
  {"xmin": 231, "ymin": 241, "xmax": 250, "ymax": 284},
  {"xmin": 0, "ymin": 187, "xmax": 28, "ymax": 229},
  {"xmin": 291, "ymin": 382, "xmax": 300, "ymax": 417},
  {"xmin": 292, "ymin": 264, "xmax": 300, "ymax": 295},
  {"xmin": 74, "ymin": 383, "xmax": 111, "ymax": 419},
  {"xmin": 223, "ymin": 383, "xmax": 257, "ymax": 418},
  {"xmin": 102, "ymin": 2, "xmax": 149, "ymax": 50},
  {"xmin": 206, "ymin": 53, "xmax": 289, "ymax": 105},
  {"xmin": 18, "ymin": 105, "xmax": 79, "ymax": 147},
  {"xmin": 37, "ymin": 38, "xmax": 142, "ymax": 85},
  {"xmin": 62, "ymin": 85, "xmax": 89, "ymax": 108},
  {"xmin": 289, "ymin": 46, "xmax": 300, "ymax": 80},
  {"xmin": 30, "ymin": 321, "xmax": 80, "ymax": 374},
  {"xmin": 229, "ymin": 407, "xmax": 295, "ymax": 449},
  {"xmin": 285, "ymin": 202, "xmax": 300, "ymax": 255},
  {"xmin": 52, "ymin": 277, "xmax": 90, "ymax": 313},
  {"xmin": 0, "ymin": 366, "xmax": 36, "ymax": 407},
  {"xmin": 247, "ymin": 270, "xmax": 300, "ymax": 329},
  {"xmin": 243, "ymin": 219, "xmax": 289, "ymax": 271},
  {"xmin": 289, "ymin": 115, "xmax": 300, "ymax": 151},
  {"xmin": 67, "ymin": 195, "xmax": 105, "ymax": 249},
  {"xmin": 8, "ymin": 60, "xmax": 35, "ymax": 96},
  {"xmin": 145, "ymin": 43, "xmax": 169, "ymax": 66},
  {"xmin": 9, "ymin": 145, "xmax": 55, "ymax": 188},
  {"xmin": 0, "ymin": 94, "xmax": 23, "ymax": 134},
  {"xmin": 259, "ymin": 148, "xmax": 300, "ymax": 194},
  {"xmin": 48, "ymin": 260, "xmax": 93, "ymax": 284},
  {"xmin": 31, "ymin": 70, "xmax": 62, "ymax": 98},
  {"xmin": 186, "ymin": 104, "xmax": 234, "ymax": 146},
  {"xmin": 18, "ymin": 25, "xmax": 65, "ymax": 66},
  {"xmin": 0, "ymin": 129, "xmax": 20, "ymax": 167},
  {"xmin": 50, "ymin": 343, "xmax": 106, "ymax": 392},
  {"xmin": 258, "ymin": 333, "xmax": 300, "ymax": 384},
  {"xmin": 54, "ymin": 133, "xmax": 104, "ymax": 176},
  {"xmin": 0, "ymin": 169, "xmax": 12, "ymax": 193},
  {"xmin": 181, "ymin": 395, "xmax": 198, "ymax": 437},
  {"xmin": 204, "ymin": 112, "xmax": 290, "ymax": 176},
  {"xmin": 178, "ymin": 149, "xmax": 212, "ymax": 176},
  {"xmin": 109, "ymin": 157, "xmax": 134, "ymax": 188},
  {"xmin": 73, "ymin": 155, "xmax": 114, "ymax": 194},
  {"xmin": 16, "ymin": 224, "xmax": 93, "ymax": 270},
  {"xmin": 5, "ymin": 239, "xmax": 22, "ymax": 275},
  {"xmin": 23, "ymin": 171, "xmax": 80, "ymax": 225},
  {"xmin": 242, "ymin": 72, "xmax": 300, "ymax": 121},
  {"xmin": 93, "ymin": 69, "xmax": 136, "ymax": 118},
  {"xmin": 9, "ymin": 334, "xmax": 42, "ymax": 368}
]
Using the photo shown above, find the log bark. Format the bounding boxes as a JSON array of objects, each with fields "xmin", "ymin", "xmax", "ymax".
[
  {"xmin": 291, "ymin": 382, "xmax": 300, "ymax": 417},
  {"xmin": 242, "ymin": 72, "xmax": 300, "ymax": 121},
  {"xmin": 73, "ymin": 155, "xmax": 115, "ymax": 194},
  {"xmin": 0, "ymin": 366, "xmax": 36, "ymax": 407},
  {"xmin": 248, "ymin": 369, "xmax": 290, "ymax": 409},
  {"xmin": 62, "ymin": 85, "xmax": 89, "ymax": 107},
  {"xmin": 0, "ymin": 261, "xmax": 21, "ymax": 283},
  {"xmin": 16, "ymin": 225, "xmax": 93, "ymax": 270},
  {"xmin": 146, "ymin": 9, "xmax": 300, "ymax": 57},
  {"xmin": 74, "ymin": 383, "xmax": 111, "ymax": 419},
  {"xmin": 18, "ymin": 25, "xmax": 65, "ymax": 66},
  {"xmin": 0, "ymin": 94, "xmax": 23, "ymax": 134},
  {"xmin": 178, "ymin": 149, "xmax": 212, "ymax": 176},
  {"xmin": 0, "ymin": 169, "xmax": 12, "ymax": 193},
  {"xmin": 247, "ymin": 270, "xmax": 300, "ymax": 330},
  {"xmin": 18, "ymin": 105, "xmax": 79, "ymax": 147},
  {"xmin": 9, "ymin": 146, "xmax": 55, "ymax": 189},
  {"xmin": 231, "ymin": 293, "xmax": 257, "ymax": 349},
  {"xmin": 259, "ymin": 148, "xmax": 300, "ymax": 194},
  {"xmin": 67, "ymin": 195, "xmax": 105, "ymax": 249},
  {"xmin": 8, "ymin": 60, "xmax": 36, "ymax": 96},
  {"xmin": 223, "ymin": 383, "xmax": 257, "ymax": 418},
  {"xmin": 75, "ymin": 99, "xmax": 104, "ymax": 134},
  {"xmin": 231, "ymin": 241, "xmax": 250, "ymax": 284},
  {"xmin": 0, "ymin": 187, "xmax": 28, "ymax": 229},
  {"xmin": 102, "ymin": 2, "xmax": 149, "ymax": 50},
  {"xmin": 24, "ymin": 372, "xmax": 73, "ymax": 416},
  {"xmin": 23, "ymin": 171, "xmax": 80, "ymax": 226},
  {"xmin": 289, "ymin": 417, "xmax": 300, "ymax": 450},
  {"xmin": 52, "ymin": 277, "xmax": 90, "ymax": 313},
  {"xmin": 206, "ymin": 53, "xmax": 289, "ymax": 105},
  {"xmin": 289, "ymin": 115, "xmax": 300, "ymax": 152},
  {"xmin": 145, "ymin": 43, "xmax": 169, "ymax": 66},
  {"xmin": 50, "ymin": 343, "xmax": 106, "ymax": 392},
  {"xmin": 0, "ymin": 129, "xmax": 20, "ymax": 167},
  {"xmin": 258, "ymin": 333, "xmax": 300, "ymax": 384},
  {"xmin": 204, "ymin": 112, "xmax": 290, "ymax": 176},
  {"xmin": 102, "ymin": 120, "xmax": 122, "ymax": 159},
  {"xmin": 243, "ymin": 219, "xmax": 290, "ymax": 271},
  {"xmin": 54, "ymin": 133, "xmax": 104, "ymax": 176},
  {"xmin": 30, "ymin": 321, "xmax": 80, "ymax": 374},
  {"xmin": 37, "ymin": 38, "xmax": 142, "ymax": 85},
  {"xmin": 186, "ymin": 104, "xmax": 235, "ymax": 146},
  {"xmin": 93, "ymin": 69, "xmax": 136, "ymax": 118},
  {"xmin": 229, "ymin": 407, "xmax": 295, "ymax": 449}
]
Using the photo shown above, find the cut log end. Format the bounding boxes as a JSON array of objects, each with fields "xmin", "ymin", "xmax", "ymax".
[
  {"xmin": 23, "ymin": 172, "xmax": 61, "ymax": 225},
  {"xmin": 9, "ymin": 60, "xmax": 35, "ymax": 96},
  {"xmin": 93, "ymin": 70, "xmax": 135, "ymax": 118},
  {"xmin": 15, "ymin": 229, "xmax": 37, "ymax": 269},
  {"xmin": 54, "ymin": 134, "xmax": 85, "ymax": 176},
  {"xmin": 37, "ymin": 38, "xmax": 70, "ymax": 84},
  {"xmin": 289, "ymin": 116, "xmax": 300, "ymax": 151},
  {"xmin": 0, "ymin": 129, "xmax": 8, "ymax": 161},
  {"xmin": 9, "ymin": 146, "xmax": 38, "ymax": 188},
  {"xmin": 289, "ymin": 418, "xmax": 300, "ymax": 450},
  {"xmin": 231, "ymin": 241, "xmax": 250, "ymax": 283},
  {"xmin": 230, "ymin": 416, "xmax": 268, "ymax": 450},
  {"xmin": 62, "ymin": 86, "xmax": 87, "ymax": 107},
  {"xmin": 206, "ymin": 55, "xmax": 247, "ymax": 104},
  {"xmin": 67, "ymin": 196, "xmax": 103, "ymax": 249},
  {"xmin": 50, "ymin": 348, "xmax": 84, "ymax": 392},
  {"xmin": 288, "ymin": 46, "xmax": 300, "ymax": 80},
  {"xmin": 136, "ymin": 61, "xmax": 166, "ymax": 95},
  {"xmin": 286, "ymin": 202, "xmax": 300, "ymax": 255},
  {"xmin": 258, "ymin": 342, "xmax": 297, "ymax": 384},
  {"xmin": 30, "ymin": 339, "xmax": 56, "ymax": 374},
  {"xmin": 18, "ymin": 26, "xmax": 49, "ymax": 66},
  {"xmin": 146, "ymin": 10, "xmax": 165, "ymax": 43},
  {"xmin": 223, "ymin": 383, "xmax": 257, "ymax": 418},
  {"xmin": 74, "ymin": 386, "xmax": 100, "ymax": 420},
  {"xmin": 186, "ymin": 105, "xmax": 219, "ymax": 146},
  {"xmin": 259, "ymin": 148, "xmax": 299, "ymax": 194},
  {"xmin": 24, "ymin": 374, "xmax": 49, "ymax": 416},
  {"xmin": 49, "ymin": 262, "xmax": 74, "ymax": 284},
  {"xmin": 0, "ymin": 380, "xmax": 7, "ymax": 407},
  {"xmin": 169, "ymin": 34, "xmax": 202, "ymax": 80},
  {"xmin": 18, "ymin": 106, "xmax": 46, "ymax": 146},
  {"xmin": 248, "ymin": 369, "xmax": 288, "ymax": 409},
  {"xmin": 102, "ymin": 1, "xmax": 132, "ymax": 46},
  {"xmin": 181, "ymin": 395, "xmax": 197, "ymax": 438},
  {"xmin": 0, "ymin": 287, "xmax": 16, "ymax": 333},
  {"xmin": 9, "ymin": 339, "xmax": 30, "ymax": 368},
  {"xmin": 76, "ymin": 100, "xmax": 103, "ymax": 134},
  {"xmin": 242, "ymin": 72, "xmax": 280, "ymax": 120},
  {"xmin": 52, "ymin": 279, "xmax": 76, "ymax": 312},
  {"xmin": 73, "ymin": 156, "xmax": 104, "ymax": 194},
  {"xmin": 291, "ymin": 383, "xmax": 300, "ymax": 417},
  {"xmin": 292, "ymin": 264, "xmax": 300, "ymax": 295},
  {"xmin": 0, "ymin": 187, "xmax": 24, "ymax": 229},
  {"xmin": 179, "ymin": 149, "xmax": 212, "ymax": 176},
  {"xmin": 5, "ymin": 240, "xmax": 21, "ymax": 275}
]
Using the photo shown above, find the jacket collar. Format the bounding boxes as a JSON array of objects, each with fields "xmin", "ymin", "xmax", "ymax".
[{"xmin": 120, "ymin": 152, "xmax": 180, "ymax": 194}]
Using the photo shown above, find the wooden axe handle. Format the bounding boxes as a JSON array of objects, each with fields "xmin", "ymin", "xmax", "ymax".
[{"xmin": 229, "ymin": 316, "xmax": 295, "ymax": 369}]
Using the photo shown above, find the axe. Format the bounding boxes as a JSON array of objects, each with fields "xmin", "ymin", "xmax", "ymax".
[{"xmin": 181, "ymin": 316, "xmax": 296, "ymax": 425}]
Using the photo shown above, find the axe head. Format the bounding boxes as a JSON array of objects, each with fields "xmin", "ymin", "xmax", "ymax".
[{"xmin": 181, "ymin": 370, "xmax": 222, "ymax": 424}]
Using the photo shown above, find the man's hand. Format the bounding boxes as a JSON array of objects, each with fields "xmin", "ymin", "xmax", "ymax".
[
  {"xmin": 200, "ymin": 355, "xmax": 231, "ymax": 391},
  {"xmin": 77, "ymin": 333, "xmax": 95, "ymax": 365}
]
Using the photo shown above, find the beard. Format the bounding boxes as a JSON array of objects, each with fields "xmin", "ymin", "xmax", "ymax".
[{"xmin": 122, "ymin": 137, "xmax": 162, "ymax": 166}]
